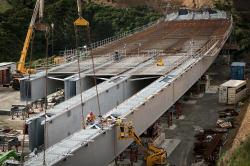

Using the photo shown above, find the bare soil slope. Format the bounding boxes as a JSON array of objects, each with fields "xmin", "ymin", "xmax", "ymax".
[
  {"xmin": 85, "ymin": 0, "xmax": 214, "ymax": 13},
  {"xmin": 219, "ymin": 95, "xmax": 250, "ymax": 165}
]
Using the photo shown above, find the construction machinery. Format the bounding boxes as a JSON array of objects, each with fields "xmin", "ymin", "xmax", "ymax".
[
  {"xmin": 157, "ymin": 59, "xmax": 164, "ymax": 66},
  {"xmin": 0, "ymin": 135, "xmax": 20, "ymax": 152},
  {"xmin": 118, "ymin": 121, "xmax": 167, "ymax": 166},
  {"xmin": 10, "ymin": 0, "xmax": 49, "ymax": 90},
  {"xmin": 0, "ymin": 150, "xmax": 21, "ymax": 165},
  {"xmin": 74, "ymin": 0, "xmax": 89, "ymax": 26}
]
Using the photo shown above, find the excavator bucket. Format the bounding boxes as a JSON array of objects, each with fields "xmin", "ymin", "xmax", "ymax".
[
  {"xmin": 34, "ymin": 20, "xmax": 50, "ymax": 31},
  {"xmin": 74, "ymin": 17, "xmax": 89, "ymax": 26}
]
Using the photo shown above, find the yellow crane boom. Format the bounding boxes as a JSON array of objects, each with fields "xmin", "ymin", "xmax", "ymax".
[{"xmin": 16, "ymin": 0, "xmax": 41, "ymax": 73}]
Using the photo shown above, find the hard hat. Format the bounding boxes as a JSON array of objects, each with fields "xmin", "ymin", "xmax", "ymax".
[
  {"xmin": 90, "ymin": 111, "xmax": 93, "ymax": 115},
  {"xmin": 87, "ymin": 115, "xmax": 90, "ymax": 118},
  {"xmin": 103, "ymin": 119, "xmax": 106, "ymax": 122}
]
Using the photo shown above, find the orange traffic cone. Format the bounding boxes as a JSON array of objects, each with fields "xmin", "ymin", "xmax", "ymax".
[{"xmin": 39, "ymin": 106, "xmax": 41, "ymax": 112}]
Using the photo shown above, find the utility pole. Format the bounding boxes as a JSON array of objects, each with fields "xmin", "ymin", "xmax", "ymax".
[
  {"xmin": 124, "ymin": 43, "xmax": 126, "ymax": 57},
  {"xmin": 138, "ymin": 43, "xmax": 141, "ymax": 56},
  {"xmin": 190, "ymin": 38, "xmax": 194, "ymax": 57},
  {"xmin": 51, "ymin": 23, "xmax": 54, "ymax": 56}
]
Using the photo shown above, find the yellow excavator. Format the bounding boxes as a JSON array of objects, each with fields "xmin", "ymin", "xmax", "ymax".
[
  {"xmin": 118, "ymin": 121, "xmax": 167, "ymax": 166},
  {"xmin": 10, "ymin": 0, "xmax": 49, "ymax": 90}
]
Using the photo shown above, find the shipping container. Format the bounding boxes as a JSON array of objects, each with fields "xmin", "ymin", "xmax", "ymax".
[
  {"xmin": 219, "ymin": 80, "xmax": 246, "ymax": 104},
  {"xmin": 231, "ymin": 62, "xmax": 246, "ymax": 80},
  {"xmin": 0, "ymin": 68, "xmax": 10, "ymax": 85}
]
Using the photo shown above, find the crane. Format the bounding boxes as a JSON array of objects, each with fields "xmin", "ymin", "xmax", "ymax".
[
  {"xmin": 11, "ymin": 0, "xmax": 49, "ymax": 90},
  {"xmin": 74, "ymin": 0, "xmax": 89, "ymax": 26},
  {"xmin": 118, "ymin": 121, "xmax": 167, "ymax": 166}
]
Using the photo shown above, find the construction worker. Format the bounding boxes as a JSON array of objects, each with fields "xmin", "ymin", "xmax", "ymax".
[
  {"xmin": 86, "ymin": 115, "xmax": 91, "ymax": 125},
  {"xmin": 116, "ymin": 117, "xmax": 123, "ymax": 125},
  {"xmin": 116, "ymin": 117, "xmax": 125, "ymax": 138},
  {"xmin": 89, "ymin": 111, "xmax": 95, "ymax": 122},
  {"xmin": 102, "ymin": 119, "xmax": 107, "ymax": 125}
]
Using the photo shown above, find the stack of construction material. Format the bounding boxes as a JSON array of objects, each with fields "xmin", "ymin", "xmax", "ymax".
[
  {"xmin": 141, "ymin": 132, "xmax": 165, "ymax": 148},
  {"xmin": 193, "ymin": 129, "xmax": 224, "ymax": 164},
  {"xmin": 1, "ymin": 127, "xmax": 21, "ymax": 136},
  {"xmin": 47, "ymin": 89, "xmax": 65, "ymax": 107},
  {"xmin": 215, "ymin": 109, "xmax": 239, "ymax": 132}
]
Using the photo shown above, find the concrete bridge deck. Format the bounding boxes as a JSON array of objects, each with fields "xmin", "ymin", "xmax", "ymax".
[{"xmin": 23, "ymin": 10, "xmax": 232, "ymax": 166}]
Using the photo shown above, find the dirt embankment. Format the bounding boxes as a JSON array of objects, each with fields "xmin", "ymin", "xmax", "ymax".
[
  {"xmin": 84, "ymin": 0, "xmax": 214, "ymax": 13},
  {"xmin": 219, "ymin": 97, "xmax": 250, "ymax": 165}
]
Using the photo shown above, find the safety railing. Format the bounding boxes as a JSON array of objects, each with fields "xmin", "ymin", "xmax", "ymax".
[{"xmin": 192, "ymin": 17, "xmax": 233, "ymax": 58}]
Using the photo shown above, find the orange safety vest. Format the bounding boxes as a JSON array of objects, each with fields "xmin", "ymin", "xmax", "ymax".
[{"xmin": 90, "ymin": 114, "xmax": 95, "ymax": 122}]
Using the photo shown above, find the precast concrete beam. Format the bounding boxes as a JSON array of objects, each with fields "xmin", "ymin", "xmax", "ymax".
[
  {"xmin": 20, "ymin": 59, "xmax": 113, "ymax": 102},
  {"xmin": 64, "ymin": 61, "xmax": 114, "ymax": 100},
  {"xmin": 20, "ymin": 76, "xmax": 64, "ymax": 102},
  {"xmin": 26, "ymin": 60, "xmax": 155, "ymax": 151},
  {"xmin": 24, "ymin": 15, "xmax": 233, "ymax": 166},
  {"xmin": 25, "ymin": 55, "xmax": 213, "ymax": 166}
]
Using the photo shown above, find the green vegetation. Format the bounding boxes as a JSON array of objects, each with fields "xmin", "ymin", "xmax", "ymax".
[
  {"xmin": 229, "ymin": 137, "xmax": 250, "ymax": 166},
  {"xmin": 0, "ymin": 0, "xmax": 12, "ymax": 13},
  {"xmin": 214, "ymin": 1, "xmax": 250, "ymax": 61},
  {"xmin": 0, "ymin": 0, "xmax": 163, "ymax": 63},
  {"xmin": 214, "ymin": 0, "xmax": 232, "ymax": 11}
]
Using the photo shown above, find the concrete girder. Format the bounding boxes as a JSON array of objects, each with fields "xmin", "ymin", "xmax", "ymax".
[
  {"xmin": 26, "ymin": 60, "xmax": 156, "ymax": 151},
  {"xmin": 20, "ymin": 59, "xmax": 114, "ymax": 102},
  {"xmin": 25, "ymin": 54, "xmax": 209, "ymax": 166},
  {"xmin": 24, "ymin": 15, "xmax": 233, "ymax": 165}
]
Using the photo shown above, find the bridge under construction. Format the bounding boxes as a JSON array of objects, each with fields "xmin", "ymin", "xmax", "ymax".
[{"xmin": 22, "ymin": 9, "xmax": 232, "ymax": 166}]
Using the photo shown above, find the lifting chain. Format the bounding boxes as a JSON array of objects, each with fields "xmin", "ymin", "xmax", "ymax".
[
  {"xmin": 74, "ymin": 25, "xmax": 85, "ymax": 130},
  {"xmin": 43, "ymin": 28, "xmax": 50, "ymax": 166},
  {"xmin": 87, "ymin": 25, "xmax": 103, "ymax": 130},
  {"xmin": 21, "ymin": 29, "xmax": 35, "ymax": 163}
]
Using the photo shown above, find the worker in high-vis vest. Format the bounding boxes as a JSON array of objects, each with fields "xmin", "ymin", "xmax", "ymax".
[
  {"xmin": 116, "ymin": 117, "xmax": 123, "ymax": 125},
  {"xmin": 86, "ymin": 115, "xmax": 91, "ymax": 125}
]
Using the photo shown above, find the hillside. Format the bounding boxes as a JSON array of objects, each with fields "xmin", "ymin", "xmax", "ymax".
[
  {"xmin": 83, "ymin": 0, "xmax": 250, "ymax": 13},
  {"xmin": 83, "ymin": 0, "xmax": 214, "ymax": 13},
  {"xmin": 0, "ymin": 0, "xmax": 163, "ymax": 63},
  {"xmin": 0, "ymin": 0, "xmax": 12, "ymax": 13}
]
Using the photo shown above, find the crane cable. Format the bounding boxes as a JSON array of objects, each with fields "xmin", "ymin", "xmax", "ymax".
[
  {"xmin": 21, "ymin": 29, "xmax": 35, "ymax": 163},
  {"xmin": 74, "ymin": 25, "xmax": 85, "ymax": 130},
  {"xmin": 43, "ymin": 28, "xmax": 50, "ymax": 165},
  {"xmin": 87, "ymin": 25, "xmax": 103, "ymax": 130}
]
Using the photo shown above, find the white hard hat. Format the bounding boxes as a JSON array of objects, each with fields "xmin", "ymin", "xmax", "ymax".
[{"xmin": 87, "ymin": 115, "xmax": 90, "ymax": 118}]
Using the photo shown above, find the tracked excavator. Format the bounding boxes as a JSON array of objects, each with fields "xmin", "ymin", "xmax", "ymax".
[
  {"xmin": 10, "ymin": 0, "xmax": 49, "ymax": 90},
  {"xmin": 118, "ymin": 121, "xmax": 167, "ymax": 166}
]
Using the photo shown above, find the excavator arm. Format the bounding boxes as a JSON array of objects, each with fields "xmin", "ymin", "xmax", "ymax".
[{"xmin": 0, "ymin": 150, "xmax": 21, "ymax": 165}]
